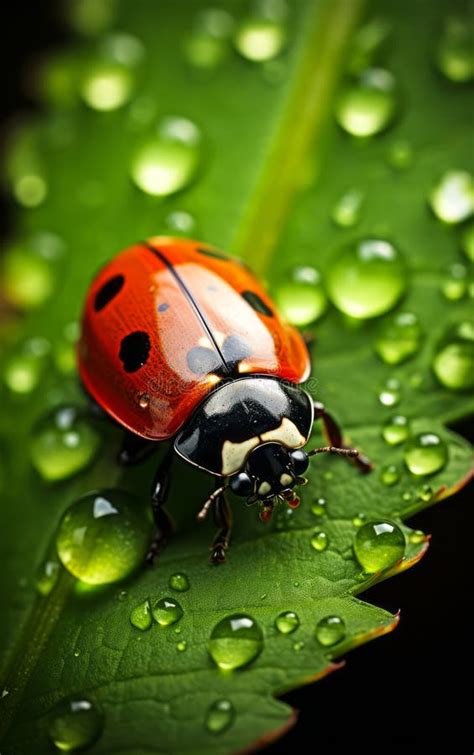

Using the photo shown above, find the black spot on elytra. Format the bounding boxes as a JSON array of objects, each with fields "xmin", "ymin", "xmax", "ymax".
[
  {"xmin": 94, "ymin": 275, "xmax": 125, "ymax": 311},
  {"xmin": 196, "ymin": 247, "xmax": 230, "ymax": 261},
  {"xmin": 119, "ymin": 331, "xmax": 151, "ymax": 373},
  {"xmin": 241, "ymin": 290, "xmax": 273, "ymax": 317}
]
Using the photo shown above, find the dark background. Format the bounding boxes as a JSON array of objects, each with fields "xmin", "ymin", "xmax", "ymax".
[{"xmin": 1, "ymin": 5, "xmax": 472, "ymax": 753}]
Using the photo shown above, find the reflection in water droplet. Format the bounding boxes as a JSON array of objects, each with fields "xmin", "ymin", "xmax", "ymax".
[
  {"xmin": 130, "ymin": 599, "xmax": 152, "ymax": 631},
  {"xmin": 432, "ymin": 320, "xmax": 474, "ymax": 390},
  {"xmin": 380, "ymin": 464, "xmax": 400, "ymax": 487},
  {"xmin": 152, "ymin": 597, "xmax": 183, "ymax": 626},
  {"xmin": 30, "ymin": 405, "xmax": 101, "ymax": 481},
  {"xmin": 382, "ymin": 414, "xmax": 410, "ymax": 445},
  {"xmin": 48, "ymin": 698, "xmax": 103, "ymax": 752},
  {"xmin": 403, "ymin": 433, "xmax": 448, "ymax": 476},
  {"xmin": 169, "ymin": 572, "xmax": 190, "ymax": 592},
  {"xmin": 130, "ymin": 116, "xmax": 201, "ymax": 197},
  {"xmin": 435, "ymin": 16, "xmax": 474, "ymax": 83},
  {"xmin": 56, "ymin": 490, "xmax": 150, "ymax": 584},
  {"xmin": 327, "ymin": 238, "xmax": 406, "ymax": 319},
  {"xmin": 374, "ymin": 312, "xmax": 422, "ymax": 365},
  {"xmin": 315, "ymin": 615, "xmax": 346, "ymax": 646},
  {"xmin": 354, "ymin": 520, "xmax": 405, "ymax": 573},
  {"xmin": 311, "ymin": 530, "xmax": 329, "ymax": 552},
  {"xmin": 274, "ymin": 266, "xmax": 327, "ymax": 326},
  {"xmin": 275, "ymin": 610, "xmax": 299, "ymax": 634},
  {"xmin": 441, "ymin": 263, "xmax": 468, "ymax": 301},
  {"xmin": 331, "ymin": 188, "xmax": 364, "ymax": 227},
  {"xmin": 429, "ymin": 170, "xmax": 474, "ymax": 224},
  {"xmin": 335, "ymin": 68, "xmax": 398, "ymax": 137},
  {"xmin": 208, "ymin": 613, "xmax": 263, "ymax": 670},
  {"xmin": 234, "ymin": 17, "xmax": 286, "ymax": 62},
  {"xmin": 205, "ymin": 698, "xmax": 235, "ymax": 735}
]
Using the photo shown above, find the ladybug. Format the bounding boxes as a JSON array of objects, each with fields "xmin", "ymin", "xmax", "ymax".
[{"xmin": 79, "ymin": 237, "xmax": 370, "ymax": 564}]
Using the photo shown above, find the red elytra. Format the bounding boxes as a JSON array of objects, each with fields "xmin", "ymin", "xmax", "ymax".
[{"xmin": 78, "ymin": 237, "xmax": 310, "ymax": 441}]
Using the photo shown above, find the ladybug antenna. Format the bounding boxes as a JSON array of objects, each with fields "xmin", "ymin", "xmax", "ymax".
[
  {"xmin": 307, "ymin": 445, "xmax": 359, "ymax": 459},
  {"xmin": 196, "ymin": 483, "xmax": 228, "ymax": 521}
]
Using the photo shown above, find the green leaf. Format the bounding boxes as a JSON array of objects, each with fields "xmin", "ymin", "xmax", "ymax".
[{"xmin": 0, "ymin": 0, "xmax": 472, "ymax": 753}]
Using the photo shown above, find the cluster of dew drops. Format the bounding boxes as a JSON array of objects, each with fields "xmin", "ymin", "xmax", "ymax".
[{"xmin": 0, "ymin": 0, "xmax": 473, "ymax": 749}]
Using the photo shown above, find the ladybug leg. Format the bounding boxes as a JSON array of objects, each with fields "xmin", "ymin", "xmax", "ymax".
[
  {"xmin": 312, "ymin": 400, "xmax": 372, "ymax": 473},
  {"xmin": 118, "ymin": 430, "xmax": 157, "ymax": 466},
  {"xmin": 210, "ymin": 489, "xmax": 233, "ymax": 565},
  {"xmin": 146, "ymin": 446, "xmax": 175, "ymax": 565}
]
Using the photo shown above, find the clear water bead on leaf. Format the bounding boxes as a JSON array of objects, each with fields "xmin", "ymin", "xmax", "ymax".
[
  {"xmin": 3, "ymin": 337, "xmax": 51, "ymax": 395},
  {"xmin": 429, "ymin": 170, "xmax": 474, "ymax": 224},
  {"xmin": 275, "ymin": 610, "xmax": 299, "ymax": 634},
  {"xmin": 184, "ymin": 8, "xmax": 234, "ymax": 71},
  {"xmin": 311, "ymin": 497, "xmax": 327, "ymax": 516},
  {"xmin": 48, "ymin": 698, "xmax": 103, "ymax": 752},
  {"xmin": 327, "ymin": 238, "xmax": 406, "ymax": 319},
  {"xmin": 56, "ymin": 490, "xmax": 150, "ymax": 585},
  {"xmin": 205, "ymin": 699, "xmax": 235, "ymax": 735},
  {"xmin": 274, "ymin": 265, "xmax": 327, "ymax": 326},
  {"xmin": 152, "ymin": 597, "xmax": 183, "ymax": 626},
  {"xmin": 131, "ymin": 116, "xmax": 201, "ymax": 197},
  {"xmin": 169, "ymin": 572, "xmax": 190, "ymax": 592},
  {"xmin": 432, "ymin": 320, "xmax": 474, "ymax": 390},
  {"xmin": 378, "ymin": 377, "xmax": 401, "ymax": 407},
  {"xmin": 30, "ymin": 405, "xmax": 101, "ymax": 481},
  {"xmin": 234, "ymin": 17, "xmax": 286, "ymax": 62},
  {"xmin": 315, "ymin": 615, "xmax": 346, "ymax": 647},
  {"xmin": 130, "ymin": 599, "xmax": 152, "ymax": 631},
  {"xmin": 208, "ymin": 613, "xmax": 263, "ymax": 670},
  {"xmin": 435, "ymin": 16, "xmax": 474, "ymax": 83},
  {"xmin": 382, "ymin": 414, "xmax": 410, "ymax": 445},
  {"xmin": 441, "ymin": 263, "xmax": 468, "ymax": 301},
  {"xmin": 404, "ymin": 433, "xmax": 448, "ymax": 476},
  {"xmin": 354, "ymin": 520, "xmax": 405, "ymax": 573},
  {"xmin": 335, "ymin": 68, "xmax": 399, "ymax": 137},
  {"xmin": 380, "ymin": 464, "xmax": 400, "ymax": 487},
  {"xmin": 35, "ymin": 558, "xmax": 60, "ymax": 596},
  {"xmin": 80, "ymin": 61, "xmax": 134, "ymax": 111},
  {"xmin": 310, "ymin": 530, "xmax": 329, "ymax": 552},
  {"xmin": 331, "ymin": 188, "xmax": 365, "ymax": 227},
  {"xmin": 374, "ymin": 312, "xmax": 422, "ymax": 365}
]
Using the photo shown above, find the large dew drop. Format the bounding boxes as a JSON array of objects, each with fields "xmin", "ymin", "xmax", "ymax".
[
  {"xmin": 56, "ymin": 490, "xmax": 150, "ymax": 584},
  {"xmin": 48, "ymin": 698, "xmax": 103, "ymax": 752},
  {"xmin": 354, "ymin": 520, "xmax": 405, "ymax": 573},
  {"xmin": 274, "ymin": 266, "xmax": 327, "ymax": 326},
  {"xmin": 374, "ymin": 312, "xmax": 422, "ymax": 365},
  {"xmin": 275, "ymin": 610, "xmax": 299, "ymax": 634},
  {"xmin": 315, "ymin": 615, "xmax": 346, "ymax": 647},
  {"xmin": 208, "ymin": 613, "xmax": 263, "ymax": 670},
  {"xmin": 403, "ymin": 433, "xmax": 448, "ymax": 476},
  {"xmin": 205, "ymin": 699, "xmax": 235, "ymax": 735},
  {"xmin": 432, "ymin": 320, "xmax": 474, "ymax": 391},
  {"xmin": 335, "ymin": 68, "xmax": 398, "ymax": 137},
  {"xmin": 327, "ymin": 238, "xmax": 406, "ymax": 319},
  {"xmin": 233, "ymin": 17, "xmax": 286, "ymax": 62},
  {"xmin": 152, "ymin": 597, "xmax": 183, "ymax": 626},
  {"xmin": 429, "ymin": 170, "xmax": 474, "ymax": 225}
]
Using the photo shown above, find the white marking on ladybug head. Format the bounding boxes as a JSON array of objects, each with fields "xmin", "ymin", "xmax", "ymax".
[
  {"xmin": 258, "ymin": 481, "xmax": 272, "ymax": 496},
  {"xmin": 221, "ymin": 437, "xmax": 260, "ymax": 476},
  {"xmin": 260, "ymin": 417, "xmax": 305, "ymax": 448},
  {"xmin": 280, "ymin": 473, "xmax": 293, "ymax": 487}
]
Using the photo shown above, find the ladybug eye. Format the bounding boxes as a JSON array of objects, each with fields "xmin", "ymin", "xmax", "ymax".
[
  {"xmin": 290, "ymin": 449, "xmax": 309, "ymax": 475},
  {"xmin": 229, "ymin": 472, "xmax": 253, "ymax": 497}
]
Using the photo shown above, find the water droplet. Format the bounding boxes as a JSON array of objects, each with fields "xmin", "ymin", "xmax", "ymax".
[
  {"xmin": 169, "ymin": 573, "xmax": 190, "ymax": 592},
  {"xmin": 335, "ymin": 68, "xmax": 398, "ymax": 137},
  {"xmin": 30, "ymin": 405, "xmax": 101, "ymax": 481},
  {"xmin": 315, "ymin": 615, "xmax": 346, "ymax": 646},
  {"xmin": 292, "ymin": 640, "xmax": 304, "ymax": 651},
  {"xmin": 3, "ymin": 337, "xmax": 50, "ymax": 395},
  {"xmin": 310, "ymin": 530, "xmax": 329, "ymax": 552},
  {"xmin": 130, "ymin": 116, "xmax": 201, "ymax": 197},
  {"xmin": 354, "ymin": 520, "xmax": 405, "ymax": 573},
  {"xmin": 100, "ymin": 31, "xmax": 145, "ymax": 66},
  {"xmin": 432, "ymin": 320, "xmax": 474, "ymax": 391},
  {"xmin": 374, "ymin": 312, "xmax": 422, "ymax": 365},
  {"xmin": 275, "ymin": 610, "xmax": 299, "ymax": 634},
  {"xmin": 274, "ymin": 266, "xmax": 327, "ymax": 326},
  {"xmin": 327, "ymin": 238, "xmax": 406, "ymax": 319},
  {"xmin": 36, "ymin": 558, "xmax": 60, "ymax": 596},
  {"xmin": 56, "ymin": 490, "xmax": 150, "ymax": 584},
  {"xmin": 54, "ymin": 322, "xmax": 80, "ymax": 376},
  {"xmin": 382, "ymin": 414, "xmax": 410, "ymax": 445},
  {"xmin": 417, "ymin": 484, "xmax": 434, "ymax": 502},
  {"xmin": 380, "ymin": 464, "xmax": 400, "ymax": 487},
  {"xmin": 435, "ymin": 16, "xmax": 474, "ymax": 83},
  {"xmin": 311, "ymin": 497, "xmax": 327, "ymax": 517},
  {"xmin": 274, "ymin": 505, "xmax": 295, "ymax": 530},
  {"xmin": 48, "ymin": 698, "xmax": 103, "ymax": 752},
  {"xmin": 441, "ymin": 263, "xmax": 468, "ymax": 301},
  {"xmin": 184, "ymin": 8, "xmax": 234, "ymax": 71},
  {"xmin": 403, "ymin": 433, "xmax": 448, "ymax": 476},
  {"xmin": 176, "ymin": 640, "xmax": 187, "ymax": 652},
  {"xmin": 165, "ymin": 210, "xmax": 196, "ymax": 234},
  {"xmin": 4, "ymin": 247, "xmax": 52, "ymax": 309},
  {"xmin": 152, "ymin": 597, "xmax": 183, "ymax": 626},
  {"xmin": 234, "ymin": 17, "xmax": 286, "ymax": 62},
  {"xmin": 378, "ymin": 377, "xmax": 401, "ymax": 407},
  {"xmin": 429, "ymin": 170, "xmax": 474, "ymax": 224},
  {"xmin": 402, "ymin": 490, "xmax": 413, "ymax": 502},
  {"xmin": 80, "ymin": 61, "xmax": 133, "ymax": 111},
  {"xmin": 409, "ymin": 529, "xmax": 425, "ymax": 544},
  {"xmin": 331, "ymin": 188, "xmax": 364, "ymax": 227},
  {"xmin": 461, "ymin": 221, "xmax": 474, "ymax": 262},
  {"xmin": 205, "ymin": 699, "xmax": 235, "ymax": 735},
  {"xmin": 386, "ymin": 139, "xmax": 413, "ymax": 170},
  {"xmin": 352, "ymin": 512, "xmax": 367, "ymax": 528},
  {"xmin": 347, "ymin": 17, "xmax": 391, "ymax": 74},
  {"xmin": 138, "ymin": 393, "xmax": 150, "ymax": 408},
  {"xmin": 130, "ymin": 599, "xmax": 152, "ymax": 631},
  {"xmin": 208, "ymin": 613, "xmax": 263, "ymax": 670},
  {"xmin": 117, "ymin": 589, "xmax": 128, "ymax": 602}
]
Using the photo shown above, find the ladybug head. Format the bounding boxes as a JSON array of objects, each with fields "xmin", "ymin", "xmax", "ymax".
[{"xmin": 228, "ymin": 441, "xmax": 309, "ymax": 508}]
